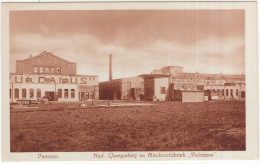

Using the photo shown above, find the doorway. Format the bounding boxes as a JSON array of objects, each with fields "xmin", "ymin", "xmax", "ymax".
[{"xmin": 45, "ymin": 91, "xmax": 55, "ymax": 101}]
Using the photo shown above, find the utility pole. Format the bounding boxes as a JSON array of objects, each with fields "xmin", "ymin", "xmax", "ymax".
[{"xmin": 109, "ymin": 54, "xmax": 112, "ymax": 81}]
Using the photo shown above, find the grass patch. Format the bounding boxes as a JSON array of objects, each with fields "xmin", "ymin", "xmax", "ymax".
[{"xmin": 10, "ymin": 101, "xmax": 245, "ymax": 151}]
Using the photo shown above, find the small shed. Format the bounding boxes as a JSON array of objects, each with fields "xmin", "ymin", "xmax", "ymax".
[{"xmin": 173, "ymin": 90, "xmax": 204, "ymax": 102}]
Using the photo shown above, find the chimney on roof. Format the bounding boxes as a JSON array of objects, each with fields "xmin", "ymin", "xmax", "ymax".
[{"xmin": 109, "ymin": 54, "xmax": 112, "ymax": 81}]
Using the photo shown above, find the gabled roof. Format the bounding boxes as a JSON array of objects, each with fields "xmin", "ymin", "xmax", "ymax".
[{"xmin": 16, "ymin": 51, "xmax": 76, "ymax": 64}]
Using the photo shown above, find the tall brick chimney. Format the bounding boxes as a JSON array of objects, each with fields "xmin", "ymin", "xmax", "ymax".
[{"xmin": 109, "ymin": 54, "xmax": 112, "ymax": 81}]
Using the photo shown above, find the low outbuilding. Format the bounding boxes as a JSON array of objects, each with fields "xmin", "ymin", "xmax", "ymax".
[{"xmin": 173, "ymin": 90, "xmax": 204, "ymax": 102}]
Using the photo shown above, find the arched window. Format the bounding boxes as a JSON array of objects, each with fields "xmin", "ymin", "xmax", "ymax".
[
  {"xmin": 22, "ymin": 88, "xmax": 26, "ymax": 99},
  {"xmin": 58, "ymin": 89, "xmax": 62, "ymax": 98},
  {"xmin": 71, "ymin": 89, "xmax": 75, "ymax": 98},
  {"xmin": 15, "ymin": 88, "xmax": 19, "ymax": 99},
  {"xmin": 29, "ymin": 88, "xmax": 34, "ymax": 99},
  {"xmin": 64, "ymin": 89, "xmax": 68, "ymax": 99},
  {"xmin": 37, "ymin": 88, "xmax": 41, "ymax": 98},
  {"xmin": 10, "ymin": 89, "xmax": 12, "ymax": 99},
  {"xmin": 89, "ymin": 93, "xmax": 93, "ymax": 99}
]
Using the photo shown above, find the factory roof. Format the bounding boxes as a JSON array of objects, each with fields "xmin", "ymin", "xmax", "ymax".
[
  {"xmin": 139, "ymin": 74, "xmax": 170, "ymax": 78},
  {"xmin": 16, "ymin": 51, "xmax": 76, "ymax": 64}
]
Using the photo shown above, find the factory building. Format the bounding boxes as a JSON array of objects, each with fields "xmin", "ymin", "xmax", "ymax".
[
  {"xmin": 99, "ymin": 54, "xmax": 144, "ymax": 100},
  {"xmin": 9, "ymin": 51, "xmax": 99, "ymax": 102},
  {"xmin": 99, "ymin": 53, "xmax": 245, "ymax": 102},
  {"xmin": 140, "ymin": 66, "xmax": 245, "ymax": 102},
  {"xmin": 99, "ymin": 77, "xmax": 144, "ymax": 100}
]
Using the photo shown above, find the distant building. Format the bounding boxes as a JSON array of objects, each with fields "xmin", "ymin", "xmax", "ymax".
[
  {"xmin": 151, "ymin": 66, "xmax": 183, "ymax": 75},
  {"xmin": 10, "ymin": 51, "xmax": 99, "ymax": 102},
  {"xmin": 99, "ymin": 77, "xmax": 144, "ymax": 100},
  {"xmin": 140, "ymin": 66, "xmax": 246, "ymax": 101}
]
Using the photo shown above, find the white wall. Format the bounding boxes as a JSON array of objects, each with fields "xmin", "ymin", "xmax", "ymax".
[
  {"xmin": 154, "ymin": 77, "xmax": 169, "ymax": 101},
  {"xmin": 182, "ymin": 91, "xmax": 204, "ymax": 102}
]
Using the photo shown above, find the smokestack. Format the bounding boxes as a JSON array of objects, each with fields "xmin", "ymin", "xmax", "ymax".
[{"xmin": 109, "ymin": 54, "xmax": 112, "ymax": 81}]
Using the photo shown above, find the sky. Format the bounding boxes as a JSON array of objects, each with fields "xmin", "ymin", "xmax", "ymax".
[{"xmin": 10, "ymin": 10, "xmax": 245, "ymax": 82}]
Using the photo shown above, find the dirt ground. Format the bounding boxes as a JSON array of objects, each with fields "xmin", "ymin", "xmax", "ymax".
[{"xmin": 10, "ymin": 100, "xmax": 245, "ymax": 152}]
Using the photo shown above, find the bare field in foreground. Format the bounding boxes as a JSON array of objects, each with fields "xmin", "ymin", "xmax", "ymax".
[{"xmin": 10, "ymin": 100, "xmax": 245, "ymax": 152}]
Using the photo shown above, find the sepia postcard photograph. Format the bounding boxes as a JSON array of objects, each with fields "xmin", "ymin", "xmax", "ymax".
[{"xmin": 1, "ymin": 1, "xmax": 259, "ymax": 162}]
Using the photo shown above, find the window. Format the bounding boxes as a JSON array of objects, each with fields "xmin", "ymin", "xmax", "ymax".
[
  {"xmin": 64, "ymin": 89, "xmax": 68, "ymax": 99},
  {"xmin": 58, "ymin": 89, "xmax": 62, "ymax": 98},
  {"xmin": 81, "ymin": 92, "xmax": 86, "ymax": 99},
  {"xmin": 22, "ymin": 88, "xmax": 26, "ymax": 99},
  {"xmin": 37, "ymin": 89, "xmax": 41, "ymax": 98},
  {"xmin": 89, "ymin": 93, "xmax": 93, "ymax": 99},
  {"xmin": 51, "ymin": 67, "xmax": 55, "ymax": 74},
  {"xmin": 34, "ymin": 67, "xmax": 38, "ymax": 73},
  {"xmin": 57, "ymin": 68, "xmax": 61, "ymax": 74},
  {"xmin": 236, "ymin": 89, "xmax": 239, "ymax": 96},
  {"xmin": 15, "ymin": 88, "xmax": 19, "ymax": 99},
  {"xmin": 86, "ymin": 93, "xmax": 89, "ymax": 99},
  {"xmin": 226, "ymin": 89, "xmax": 229, "ymax": 96},
  {"xmin": 160, "ymin": 87, "xmax": 166, "ymax": 94},
  {"xmin": 10, "ymin": 89, "xmax": 12, "ymax": 99},
  {"xmin": 71, "ymin": 89, "xmax": 75, "ymax": 98},
  {"xmin": 45, "ymin": 67, "xmax": 50, "ymax": 74},
  {"xmin": 39, "ymin": 67, "xmax": 44, "ymax": 73},
  {"xmin": 29, "ymin": 88, "xmax": 34, "ymax": 99}
]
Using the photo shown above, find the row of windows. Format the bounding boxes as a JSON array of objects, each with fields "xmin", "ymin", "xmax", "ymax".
[
  {"xmin": 208, "ymin": 89, "xmax": 239, "ymax": 97},
  {"xmin": 10, "ymin": 88, "xmax": 75, "ymax": 99},
  {"xmin": 177, "ymin": 86, "xmax": 196, "ymax": 90},
  {"xmin": 174, "ymin": 80, "xmax": 224, "ymax": 84},
  {"xmin": 57, "ymin": 89, "xmax": 75, "ymax": 99},
  {"xmin": 225, "ymin": 89, "xmax": 239, "ymax": 97},
  {"xmin": 11, "ymin": 88, "xmax": 41, "ymax": 99},
  {"xmin": 34, "ymin": 66, "xmax": 61, "ymax": 74}
]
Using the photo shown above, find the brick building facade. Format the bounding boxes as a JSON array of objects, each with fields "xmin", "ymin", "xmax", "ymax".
[{"xmin": 10, "ymin": 51, "xmax": 99, "ymax": 102}]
